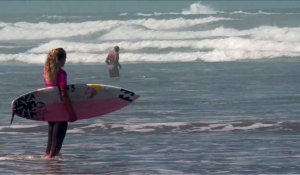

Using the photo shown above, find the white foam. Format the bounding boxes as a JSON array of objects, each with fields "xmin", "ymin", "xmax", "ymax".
[
  {"xmin": 1, "ymin": 49, "xmax": 300, "ymax": 64},
  {"xmin": 29, "ymin": 40, "xmax": 109, "ymax": 53},
  {"xmin": 230, "ymin": 10, "xmax": 280, "ymax": 15},
  {"xmin": 135, "ymin": 1, "xmax": 297, "ymax": 17},
  {"xmin": 67, "ymin": 128, "xmax": 85, "ymax": 134},
  {"xmin": 192, "ymin": 122, "xmax": 276, "ymax": 132},
  {"xmin": 0, "ymin": 17, "xmax": 230, "ymax": 41},
  {"xmin": 1, "ymin": 16, "xmax": 300, "ymax": 63},
  {"xmin": 0, "ymin": 21, "xmax": 117, "ymax": 41},
  {"xmin": 99, "ymin": 25, "xmax": 300, "ymax": 42},
  {"xmin": 68, "ymin": 123, "xmax": 105, "ymax": 133},
  {"xmin": 77, "ymin": 123, "xmax": 106, "ymax": 129},
  {"xmin": 220, "ymin": 123, "xmax": 275, "ymax": 131},
  {"xmin": 99, "ymin": 19, "xmax": 232, "ymax": 41},
  {"xmin": 0, "ymin": 155, "xmax": 42, "ymax": 161},
  {"xmin": 0, "ymin": 14, "xmax": 295, "ymax": 43},
  {"xmin": 136, "ymin": 9, "xmax": 294, "ymax": 17},
  {"xmin": 182, "ymin": 2, "xmax": 217, "ymax": 15},
  {"xmin": 29, "ymin": 27, "xmax": 300, "ymax": 52},
  {"xmin": 119, "ymin": 13, "xmax": 128, "ymax": 16},
  {"xmin": 0, "ymin": 155, "xmax": 63, "ymax": 161},
  {"xmin": 251, "ymin": 26, "xmax": 300, "ymax": 42},
  {"xmin": 66, "ymin": 121, "xmax": 278, "ymax": 133},
  {"xmin": 137, "ymin": 12, "xmax": 179, "ymax": 17},
  {"xmin": 0, "ymin": 124, "xmax": 39, "ymax": 130},
  {"xmin": 136, "ymin": 13, "xmax": 154, "ymax": 17},
  {"xmin": 135, "ymin": 2, "xmax": 217, "ymax": 16},
  {"xmin": 111, "ymin": 122, "xmax": 186, "ymax": 132},
  {"xmin": 41, "ymin": 15, "xmax": 93, "ymax": 20},
  {"xmin": 0, "ymin": 21, "xmax": 7, "ymax": 28},
  {"xmin": 141, "ymin": 17, "xmax": 231, "ymax": 30},
  {"xmin": 3, "ymin": 33, "xmax": 299, "ymax": 64}
]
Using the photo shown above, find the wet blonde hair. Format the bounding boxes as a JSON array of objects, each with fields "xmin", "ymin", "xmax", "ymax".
[{"xmin": 43, "ymin": 48, "xmax": 66, "ymax": 83}]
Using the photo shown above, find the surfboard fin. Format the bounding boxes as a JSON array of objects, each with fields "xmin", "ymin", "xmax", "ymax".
[{"xmin": 10, "ymin": 111, "xmax": 15, "ymax": 127}]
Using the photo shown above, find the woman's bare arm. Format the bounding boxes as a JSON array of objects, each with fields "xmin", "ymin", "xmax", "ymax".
[{"xmin": 60, "ymin": 86, "xmax": 77, "ymax": 122}]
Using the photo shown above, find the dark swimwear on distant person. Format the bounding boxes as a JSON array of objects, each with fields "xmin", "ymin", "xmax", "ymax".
[{"xmin": 105, "ymin": 46, "xmax": 121, "ymax": 78}]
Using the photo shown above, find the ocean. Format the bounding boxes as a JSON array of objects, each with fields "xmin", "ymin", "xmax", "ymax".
[{"xmin": 1, "ymin": 0, "xmax": 300, "ymax": 174}]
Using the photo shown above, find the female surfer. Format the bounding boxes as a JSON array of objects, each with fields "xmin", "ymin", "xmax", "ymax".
[
  {"xmin": 43, "ymin": 48, "xmax": 77, "ymax": 159},
  {"xmin": 105, "ymin": 45, "xmax": 122, "ymax": 78}
]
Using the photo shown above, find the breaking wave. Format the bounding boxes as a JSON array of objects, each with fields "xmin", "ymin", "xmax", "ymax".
[{"xmin": 3, "ymin": 121, "xmax": 300, "ymax": 134}]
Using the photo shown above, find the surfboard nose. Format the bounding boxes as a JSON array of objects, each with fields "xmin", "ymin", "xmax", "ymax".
[{"xmin": 133, "ymin": 95, "xmax": 140, "ymax": 101}]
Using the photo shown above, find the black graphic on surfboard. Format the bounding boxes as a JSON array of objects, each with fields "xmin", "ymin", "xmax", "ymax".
[
  {"xmin": 13, "ymin": 94, "xmax": 46, "ymax": 120},
  {"xmin": 119, "ymin": 89, "xmax": 135, "ymax": 102},
  {"xmin": 13, "ymin": 94, "xmax": 37, "ymax": 119}
]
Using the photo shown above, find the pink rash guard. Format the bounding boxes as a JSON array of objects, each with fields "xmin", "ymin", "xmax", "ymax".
[{"xmin": 44, "ymin": 69, "xmax": 67, "ymax": 88}]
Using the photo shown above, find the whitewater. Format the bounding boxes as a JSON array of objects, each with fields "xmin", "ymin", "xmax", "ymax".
[
  {"xmin": 0, "ymin": 1, "xmax": 300, "ymax": 64},
  {"xmin": 1, "ymin": 1, "xmax": 300, "ymax": 174}
]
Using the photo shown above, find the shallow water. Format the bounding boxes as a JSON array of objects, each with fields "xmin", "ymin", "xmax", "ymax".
[
  {"xmin": 1, "ymin": 0, "xmax": 300, "ymax": 174},
  {"xmin": 1, "ymin": 62, "xmax": 300, "ymax": 174}
]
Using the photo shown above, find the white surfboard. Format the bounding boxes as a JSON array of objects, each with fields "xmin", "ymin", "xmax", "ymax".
[{"xmin": 11, "ymin": 84, "xmax": 139, "ymax": 123}]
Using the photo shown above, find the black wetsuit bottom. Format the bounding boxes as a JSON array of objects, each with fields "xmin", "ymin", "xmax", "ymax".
[
  {"xmin": 46, "ymin": 122, "xmax": 68, "ymax": 156},
  {"xmin": 109, "ymin": 66, "xmax": 120, "ymax": 78}
]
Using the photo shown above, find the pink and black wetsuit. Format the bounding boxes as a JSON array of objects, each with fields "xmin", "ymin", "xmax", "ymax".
[
  {"xmin": 45, "ymin": 68, "xmax": 68, "ymax": 157},
  {"xmin": 45, "ymin": 69, "xmax": 67, "ymax": 88}
]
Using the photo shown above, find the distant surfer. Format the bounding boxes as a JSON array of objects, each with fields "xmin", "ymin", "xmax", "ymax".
[
  {"xmin": 43, "ymin": 48, "xmax": 77, "ymax": 159},
  {"xmin": 105, "ymin": 46, "xmax": 122, "ymax": 78}
]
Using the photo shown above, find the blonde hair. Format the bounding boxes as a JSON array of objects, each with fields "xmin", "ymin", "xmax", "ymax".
[{"xmin": 43, "ymin": 48, "xmax": 66, "ymax": 83}]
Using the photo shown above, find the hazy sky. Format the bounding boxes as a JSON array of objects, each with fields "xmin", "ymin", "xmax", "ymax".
[
  {"xmin": 0, "ymin": 0, "xmax": 300, "ymax": 15},
  {"xmin": 0, "ymin": 1, "xmax": 190, "ymax": 14}
]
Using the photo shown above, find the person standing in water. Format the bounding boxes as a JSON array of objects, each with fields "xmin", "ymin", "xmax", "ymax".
[
  {"xmin": 43, "ymin": 48, "xmax": 77, "ymax": 159},
  {"xmin": 105, "ymin": 46, "xmax": 122, "ymax": 78}
]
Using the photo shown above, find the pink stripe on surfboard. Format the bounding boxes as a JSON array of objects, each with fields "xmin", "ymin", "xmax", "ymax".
[{"xmin": 33, "ymin": 97, "xmax": 138, "ymax": 121}]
